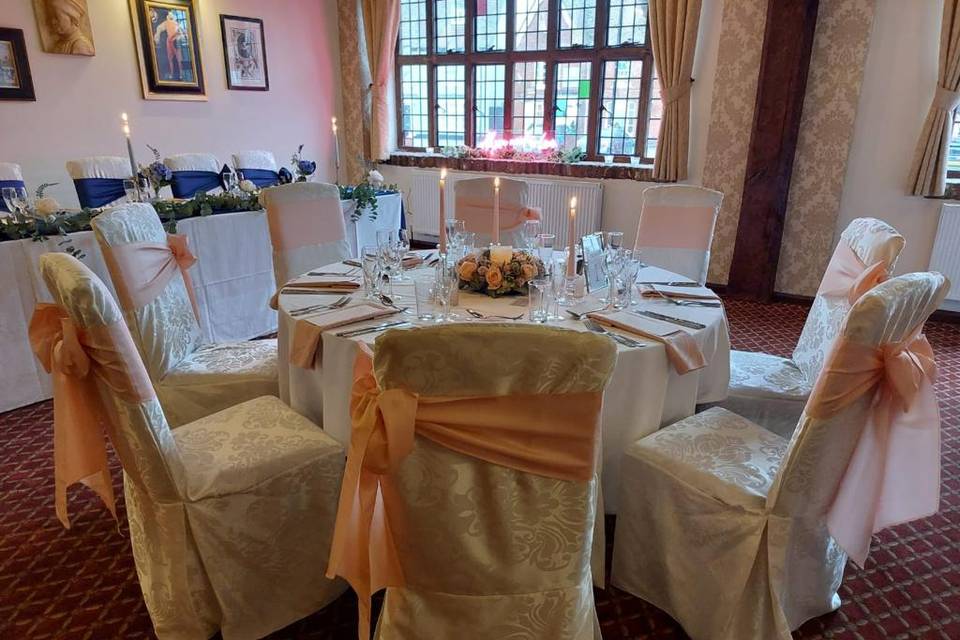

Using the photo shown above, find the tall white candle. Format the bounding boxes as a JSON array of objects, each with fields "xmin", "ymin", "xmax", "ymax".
[
  {"xmin": 332, "ymin": 117, "xmax": 341, "ymax": 183},
  {"xmin": 439, "ymin": 168, "xmax": 447, "ymax": 254},
  {"xmin": 121, "ymin": 112, "xmax": 137, "ymax": 179},
  {"xmin": 493, "ymin": 176, "xmax": 501, "ymax": 243},
  {"xmin": 566, "ymin": 196, "xmax": 577, "ymax": 277}
]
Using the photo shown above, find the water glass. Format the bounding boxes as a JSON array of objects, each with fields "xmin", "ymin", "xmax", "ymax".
[
  {"xmin": 536, "ymin": 233, "xmax": 555, "ymax": 265},
  {"xmin": 376, "ymin": 229, "xmax": 402, "ymax": 296},
  {"xmin": 414, "ymin": 277, "xmax": 440, "ymax": 320},
  {"xmin": 434, "ymin": 260, "xmax": 458, "ymax": 321},
  {"xmin": 528, "ymin": 278, "xmax": 549, "ymax": 322},
  {"xmin": 522, "ymin": 220, "xmax": 542, "ymax": 250},
  {"xmin": 615, "ymin": 257, "xmax": 642, "ymax": 309},
  {"xmin": 360, "ymin": 245, "xmax": 381, "ymax": 299},
  {"xmin": 550, "ymin": 255, "xmax": 567, "ymax": 316},
  {"xmin": 123, "ymin": 179, "xmax": 139, "ymax": 203}
]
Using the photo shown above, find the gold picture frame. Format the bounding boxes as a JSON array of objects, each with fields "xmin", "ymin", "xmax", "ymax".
[{"xmin": 127, "ymin": 0, "xmax": 206, "ymax": 101}]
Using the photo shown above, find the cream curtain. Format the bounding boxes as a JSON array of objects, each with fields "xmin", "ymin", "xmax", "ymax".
[
  {"xmin": 908, "ymin": 0, "xmax": 960, "ymax": 197},
  {"xmin": 649, "ymin": 0, "xmax": 703, "ymax": 182},
  {"xmin": 362, "ymin": 0, "xmax": 401, "ymax": 161}
]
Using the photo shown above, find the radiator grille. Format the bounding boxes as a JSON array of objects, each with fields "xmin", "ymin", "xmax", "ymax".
[{"xmin": 930, "ymin": 204, "xmax": 960, "ymax": 303}]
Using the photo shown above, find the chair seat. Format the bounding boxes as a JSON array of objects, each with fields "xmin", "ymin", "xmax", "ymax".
[
  {"xmin": 174, "ymin": 395, "xmax": 343, "ymax": 500},
  {"xmin": 728, "ymin": 350, "xmax": 811, "ymax": 400},
  {"xmin": 626, "ymin": 407, "xmax": 789, "ymax": 510}
]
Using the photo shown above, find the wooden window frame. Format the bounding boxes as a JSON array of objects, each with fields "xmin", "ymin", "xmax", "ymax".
[{"xmin": 395, "ymin": 0, "xmax": 656, "ymax": 163}]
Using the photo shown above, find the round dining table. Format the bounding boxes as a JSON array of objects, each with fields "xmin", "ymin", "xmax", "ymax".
[{"xmin": 277, "ymin": 253, "xmax": 730, "ymax": 513}]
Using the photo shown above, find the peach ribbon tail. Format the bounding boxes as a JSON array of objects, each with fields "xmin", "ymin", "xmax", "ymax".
[
  {"xmin": 102, "ymin": 234, "xmax": 201, "ymax": 323},
  {"xmin": 29, "ymin": 304, "xmax": 155, "ymax": 528},
  {"xmin": 326, "ymin": 344, "xmax": 602, "ymax": 639},
  {"xmin": 817, "ymin": 241, "xmax": 888, "ymax": 305},
  {"xmin": 806, "ymin": 328, "xmax": 940, "ymax": 567}
]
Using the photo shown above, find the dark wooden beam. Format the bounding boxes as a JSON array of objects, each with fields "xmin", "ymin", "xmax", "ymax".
[{"xmin": 726, "ymin": 0, "xmax": 820, "ymax": 301}]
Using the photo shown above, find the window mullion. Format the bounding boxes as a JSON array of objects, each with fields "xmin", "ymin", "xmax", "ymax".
[
  {"xmin": 586, "ymin": 51, "xmax": 603, "ymax": 160},
  {"xmin": 543, "ymin": 0, "xmax": 559, "ymax": 137},
  {"xmin": 636, "ymin": 50, "xmax": 653, "ymax": 161}
]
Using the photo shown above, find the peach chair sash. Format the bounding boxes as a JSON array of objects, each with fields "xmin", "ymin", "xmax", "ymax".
[
  {"xmin": 816, "ymin": 241, "xmax": 888, "ymax": 305},
  {"xmin": 29, "ymin": 304, "xmax": 155, "ymax": 528},
  {"xmin": 455, "ymin": 196, "xmax": 542, "ymax": 233},
  {"xmin": 265, "ymin": 197, "xmax": 346, "ymax": 252},
  {"xmin": 805, "ymin": 326, "xmax": 940, "ymax": 567},
  {"xmin": 102, "ymin": 233, "xmax": 201, "ymax": 322},
  {"xmin": 326, "ymin": 345, "xmax": 603, "ymax": 639},
  {"xmin": 635, "ymin": 204, "xmax": 717, "ymax": 250}
]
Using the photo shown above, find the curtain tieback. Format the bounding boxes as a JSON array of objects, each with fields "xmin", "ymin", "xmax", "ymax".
[
  {"xmin": 662, "ymin": 78, "xmax": 694, "ymax": 105},
  {"xmin": 933, "ymin": 86, "xmax": 960, "ymax": 112}
]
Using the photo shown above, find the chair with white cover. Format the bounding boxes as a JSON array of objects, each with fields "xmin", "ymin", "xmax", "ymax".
[
  {"xmin": 453, "ymin": 177, "xmax": 542, "ymax": 246},
  {"xmin": 720, "ymin": 218, "xmax": 904, "ymax": 437},
  {"xmin": 91, "ymin": 202, "xmax": 279, "ymax": 427},
  {"xmin": 611, "ymin": 271, "xmax": 947, "ymax": 640},
  {"xmin": 326, "ymin": 324, "xmax": 617, "ymax": 639},
  {"xmin": 66, "ymin": 156, "xmax": 132, "ymax": 209},
  {"xmin": 33, "ymin": 252, "xmax": 346, "ymax": 640},
  {"xmin": 165, "ymin": 153, "xmax": 226, "ymax": 198},
  {"xmin": 632, "ymin": 185, "xmax": 723, "ymax": 285},
  {"xmin": 232, "ymin": 150, "xmax": 280, "ymax": 188},
  {"xmin": 261, "ymin": 182, "xmax": 352, "ymax": 288},
  {"xmin": 0, "ymin": 162, "xmax": 25, "ymax": 213}
]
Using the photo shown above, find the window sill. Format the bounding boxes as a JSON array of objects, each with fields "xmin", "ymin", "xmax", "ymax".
[{"xmin": 384, "ymin": 152, "xmax": 658, "ymax": 181}]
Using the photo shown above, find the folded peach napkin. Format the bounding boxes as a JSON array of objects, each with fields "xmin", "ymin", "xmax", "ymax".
[
  {"xmin": 270, "ymin": 275, "xmax": 360, "ymax": 309},
  {"xmin": 587, "ymin": 310, "xmax": 706, "ymax": 374},
  {"xmin": 290, "ymin": 303, "xmax": 397, "ymax": 369},
  {"xmin": 641, "ymin": 284, "xmax": 719, "ymax": 300}
]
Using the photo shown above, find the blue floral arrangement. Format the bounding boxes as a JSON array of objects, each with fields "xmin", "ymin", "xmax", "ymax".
[
  {"xmin": 291, "ymin": 144, "xmax": 316, "ymax": 182},
  {"xmin": 139, "ymin": 145, "xmax": 173, "ymax": 194}
]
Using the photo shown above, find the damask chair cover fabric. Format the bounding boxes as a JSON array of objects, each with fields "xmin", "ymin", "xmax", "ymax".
[
  {"xmin": 632, "ymin": 185, "xmax": 722, "ymax": 285},
  {"xmin": 453, "ymin": 177, "xmax": 542, "ymax": 247},
  {"xmin": 232, "ymin": 150, "xmax": 280, "ymax": 187},
  {"xmin": 0, "ymin": 162, "xmax": 25, "ymax": 213},
  {"xmin": 164, "ymin": 153, "xmax": 224, "ymax": 198},
  {"xmin": 611, "ymin": 272, "xmax": 947, "ymax": 640},
  {"xmin": 66, "ymin": 156, "xmax": 132, "ymax": 209},
  {"xmin": 357, "ymin": 324, "xmax": 616, "ymax": 639},
  {"xmin": 92, "ymin": 203, "xmax": 279, "ymax": 426},
  {"xmin": 37, "ymin": 253, "xmax": 346, "ymax": 640},
  {"xmin": 720, "ymin": 217, "xmax": 904, "ymax": 437},
  {"xmin": 261, "ymin": 182, "xmax": 352, "ymax": 289}
]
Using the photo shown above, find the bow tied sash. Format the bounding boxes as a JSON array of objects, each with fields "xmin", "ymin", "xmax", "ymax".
[
  {"xmin": 73, "ymin": 177, "xmax": 128, "ymax": 209},
  {"xmin": 29, "ymin": 304, "xmax": 155, "ymax": 528},
  {"xmin": 237, "ymin": 167, "xmax": 279, "ymax": 188},
  {"xmin": 817, "ymin": 241, "xmax": 888, "ymax": 305},
  {"xmin": 326, "ymin": 345, "xmax": 603, "ymax": 639},
  {"xmin": 103, "ymin": 234, "xmax": 201, "ymax": 323},
  {"xmin": 170, "ymin": 170, "xmax": 225, "ymax": 198},
  {"xmin": 806, "ymin": 327, "xmax": 940, "ymax": 566}
]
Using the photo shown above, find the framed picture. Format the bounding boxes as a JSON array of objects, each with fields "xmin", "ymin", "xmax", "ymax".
[
  {"xmin": 0, "ymin": 28, "xmax": 35, "ymax": 101},
  {"xmin": 220, "ymin": 14, "xmax": 268, "ymax": 91},
  {"xmin": 32, "ymin": 0, "xmax": 96, "ymax": 56},
  {"xmin": 128, "ymin": 0, "xmax": 206, "ymax": 101},
  {"xmin": 581, "ymin": 232, "xmax": 607, "ymax": 293}
]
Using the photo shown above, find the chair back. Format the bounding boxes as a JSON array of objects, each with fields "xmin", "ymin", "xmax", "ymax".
[
  {"xmin": 632, "ymin": 185, "xmax": 723, "ymax": 285},
  {"xmin": 371, "ymin": 324, "xmax": 615, "ymax": 610},
  {"xmin": 66, "ymin": 156, "xmax": 132, "ymax": 209},
  {"xmin": 770, "ymin": 272, "xmax": 947, "ymax": 520},
  {"xmin": 261, "ymin": 182, "xmax": 351, "ymax": 287},
  {"xmin": 91, "ymin": 202, "xmax": 202, "ymax": 381},
  {"xmin": 792, "ymin": 218, "xmax": 905, "ymax": 383},
  {"xmin": 454, "ymin": 177, "xmax": 538, "ymax": 246},
  {"xmin": 0, "ymin": 162, "xmax": 25, "ymax": 213},
  {"xmin": 38, "ymin": 253, "xmax": 184, "ymax": 503},
  {"xmin": 165, "ymin": 153, "xmax": 224, "ymax": 198},
  {"xmin": 232, "ymin": 150, "xmax": 280, "ymax": 188}
]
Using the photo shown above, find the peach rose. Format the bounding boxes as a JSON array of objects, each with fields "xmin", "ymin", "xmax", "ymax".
[
  {"xmin": 458, "ymin": 261, "xmax": 477, "ymax": 280},
  {"xmin": 485, "ymin": 266, "xmax": 503, "ymax": 289},
  {"xmin": 521, "ymin": 263, "xmax": 537, "ymax": 280}
]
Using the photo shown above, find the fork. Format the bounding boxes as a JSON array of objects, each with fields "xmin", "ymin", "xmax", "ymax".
[
  {"xmin": 289, "ymin": 296, "xmax": 350, "ymax": 317},
  {"xmin": 650, "ymin": 288, "xmax": 721, "ymax": 308},
  {"xmin": 464, "ymin": 308, "xmax": 523, "ymax": 320},
  {"xmin": 583, "ymin": 318, "xmax": 643, "ymax": 348}
]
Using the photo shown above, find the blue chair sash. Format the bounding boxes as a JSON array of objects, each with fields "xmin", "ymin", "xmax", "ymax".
[
  {"xmin": 238, "ymin": 168, "xmax": 279, "ymax": 188},
  {"xmin": 171, "ymin": 170, "xmax": 222, "ymax": 199},
  {"xmin": 73, "ymin": 178, "xmax": 127, "ymax": 209},
  {"xmin": 0, "ymin": 179, "xmax": 26, "ymax": 212}
]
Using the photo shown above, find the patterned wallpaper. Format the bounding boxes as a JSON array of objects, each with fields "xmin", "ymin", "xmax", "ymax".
[
  {"xmin": 337, "ymin": 0, "xmax": 372, "ymax": 184},
  {"xmin": 775, "ymin": 0, "xmax": 877, "ymax": 296}
]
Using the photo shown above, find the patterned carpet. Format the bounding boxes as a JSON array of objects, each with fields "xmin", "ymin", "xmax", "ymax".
[{"xmin": 1, "ymin": 298, "xmax": 958, "ymax": 639}]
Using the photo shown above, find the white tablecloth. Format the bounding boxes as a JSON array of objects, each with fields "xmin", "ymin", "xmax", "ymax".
[
  {"xmin": 277, "ymin": 260, "xmax": 730, "ymax": 513},
  {"xmin": 0, "ymin": 193, "xmax": 403, "ymax": 413}
]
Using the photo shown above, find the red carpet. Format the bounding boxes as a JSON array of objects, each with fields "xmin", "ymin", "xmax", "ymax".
[{"xmin": 2, "ymin": 298, "xmax": 958, "ymax": 639}]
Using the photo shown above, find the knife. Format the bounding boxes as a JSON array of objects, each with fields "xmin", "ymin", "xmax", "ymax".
[
  {"xmin": 342, "ymin": 259, "xmax": 362, "ymax": 267},
  {"xmin": 632, "ymin": 310, "xmax": 707, "ymax": 331},
  {"xmin": 636, "ymin": 281, "xmax": 699, "ymax": 287},
  {"xmin": 336, "ymin": 320, "xmax": 410, "ymax": 337}
]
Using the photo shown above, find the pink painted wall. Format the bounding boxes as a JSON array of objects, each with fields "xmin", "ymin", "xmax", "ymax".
[{"xmin": 0, "ymin": 0, "xmax": 342, "ymax": 207}]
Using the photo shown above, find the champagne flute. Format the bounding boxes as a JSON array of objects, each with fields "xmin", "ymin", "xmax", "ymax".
[
  {"xmin": 396, "ymin": 228, "xmax": 412, "ymax": 281},
  {"xmin": 360, "ymin": 244, "xmax": 381, "ymax": 300}
]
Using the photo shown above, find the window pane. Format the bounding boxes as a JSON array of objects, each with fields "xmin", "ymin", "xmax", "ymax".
[
  {"xmin": 559, "ymin": 0, "xmax": 596, "ymax": 48},
  {"xmin": 599, "ymin": 60, "xmax": 643, "ymax": 155},
  {"xmin": 436, "ymin": 0, "xmax": 466, "ymax": 53},
  {"xmin": 475, "ymin": 0, "xmax": 507, "ymax": 51},
  {"xmin": 950, "ymin": 109, "xmax": 960, "ymax": 177},
  {"xmin": 437, "ymin": 65, "xmax": 466, "ymax": 147},
  {"xmin": 512, "ymin": 61, "xmax": 546, "ymax": 136},
  {"xmin": 555, "ymin": 62, "xmax": 592, "ymax": 151},
  {"xmin": 475, "ymin": 64, "xmax": 506, "ymax": 142},
  {"xmin": 608, "ymin": 0, "xmax": 648, "ymax": 46},
  {"xmin": 400, "ymin": 64, "xmax": 430, "ymax": 147},
  {"xmin": 515, "ymin": 0, "xmax": 548, "ymax": 51},
  {"xmin": 399, "ymin": 0, "xmax": 428, "ymax": 55},
  {"xmin": 645, "ymin": 67, "xmax": 661, "ymax": 159}
]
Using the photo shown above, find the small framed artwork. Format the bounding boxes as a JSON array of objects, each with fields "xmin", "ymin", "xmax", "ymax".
[
  {"xmin": 581, "ymin": 232, "xmax": 607, "ymax": 293},
  {"xmin": 0, "ymin": 28, "xmax": 35, "ymax": 101},
  {"xmin": 128, "ymin": 0, "xmax": 206, "ymax": 101},
  {"xmin": 220, "ymin": 14, "xmax": 268, "ymax": 91}
]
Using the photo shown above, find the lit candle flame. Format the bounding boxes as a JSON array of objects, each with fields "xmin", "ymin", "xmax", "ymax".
[
  {"xmin": 494, "ymin": 176, "xmax": 500, "ymax": 189},
  {"xmin": 123, "ymin": 124, "xmax": 130, "ymax": 136},
  {"xmin": 570, "ymin": 196, "xmax": 577, "ymax": 209},
  {"xmin": 121, "ymin": 112, "xmax": 128, "ymax": 123},
  {"xmin": 440, "ymin": 168, "xmax": 447, "ymax": 180}
]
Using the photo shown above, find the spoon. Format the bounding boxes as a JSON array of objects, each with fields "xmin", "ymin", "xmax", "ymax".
[{"xmin": 465, "ymin": 308, "xmax": 523, "ymax": 320}]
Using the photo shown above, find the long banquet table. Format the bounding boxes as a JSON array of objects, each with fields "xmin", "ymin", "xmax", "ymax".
[
  {"xmin": 277, "ymin": 255, "xmax": 730, "ymax": 513},
  {"xmin": 0, "ymin": 192, "xmax": 403, "ymax": 413}
]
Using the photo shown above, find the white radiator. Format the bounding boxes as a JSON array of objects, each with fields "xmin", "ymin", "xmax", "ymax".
[
  {"xmin": 408, "ymin": 170, "xmax": 603, "ymax": 248},
  {"xmin": 930, "ymin": 203, "xmax": 960, "ymax": 304}
]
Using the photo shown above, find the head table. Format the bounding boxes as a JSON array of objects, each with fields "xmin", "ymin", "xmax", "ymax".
[{"xmin": 278, "ymin": 252, "xmax": 730, "ymax": 513}]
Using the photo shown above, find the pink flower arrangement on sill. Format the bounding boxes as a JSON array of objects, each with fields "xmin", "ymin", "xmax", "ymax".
[{"xmin": 442, "ymin": 132, "xmax": 586, "ymax": 164}]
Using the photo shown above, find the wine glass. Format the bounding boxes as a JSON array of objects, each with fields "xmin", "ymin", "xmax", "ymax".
[
  {"xmin": 605, "ymin": 231, "xmax": 625, "ymax": 252},
  {"xmin": 1, "ymin": 187, "xmax": 16, "ymax": 218},
  {"xmin": 434, "ymin": 259, "xmax": 458, "ymax": 322},
  {"xmin": 445, "ymin": 219, "xmax": 466, "ymax": 258},
  {"xmin": 396, "ymin": 228, "xmax": 412, "ymax": 281},
  {"xmin": 535, "ymin": 233, "xmax": 555, "ymax": 266},
  {"xmin": 460, "ymin": 232, "xmax": 477, "ymax": 256},
  {"xmin": 11, "ymin": 187, "xmax": 30, "ymax": 222},
  {"xmin": 376, "ymin": 229, "xmax": 402, "ymax": 298},
  {"xmin": 123, "ymin": 179, "xmax": 139, "ymax": 203},
  {"xmin": 360, "ymin": 244, "xmax": 381, "ymax": 300},
  {"xmin": 522, "ymin": 220, "xmax": 542, "ymax": 250}
]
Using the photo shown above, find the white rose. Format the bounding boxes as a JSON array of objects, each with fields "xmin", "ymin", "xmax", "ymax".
[
  {"xmin": 36, "ymin": 197, "xmax": 60, "ymax": 216},
  {"xmin": 239, "ymin": 179, "xmax": 257, "ymax": 193},
  {"xmin": 367, "ymin": 169, "xmax": 385, "ymax": 186}
]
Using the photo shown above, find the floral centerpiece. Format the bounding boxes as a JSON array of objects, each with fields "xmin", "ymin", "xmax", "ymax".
[
  {"xmin": 456, "ymin": 249, "xmax": 545, "ymax": 297},
  {"xmin": 291, "ymin": 144, "xmax": 316, "ymax": 182},
  {"xmin": 338, "ymin": 166, "xmax": 400, "ymax": 222},
  {"xmin": 139, "ymin": 145, "xmax": 173, "ymax": 198}
]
